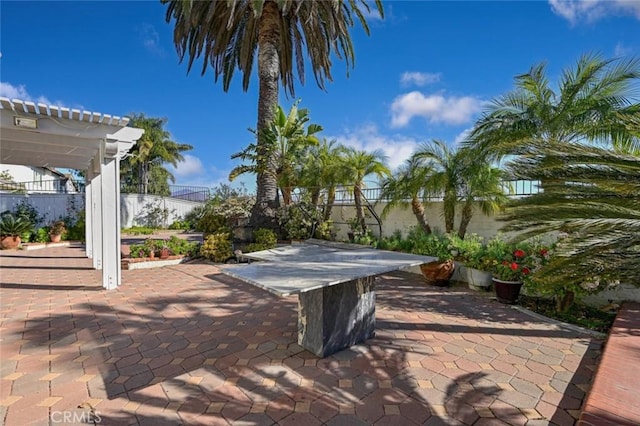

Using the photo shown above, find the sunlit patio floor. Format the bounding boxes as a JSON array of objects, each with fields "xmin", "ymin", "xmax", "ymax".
[{"xmin": 0, "ymin": 245, "xmax": 602, "ymax": 425}]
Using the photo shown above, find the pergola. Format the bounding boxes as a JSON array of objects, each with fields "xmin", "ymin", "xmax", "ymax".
[{"xmin": 0, "ymin": 97, "xmax": 144, "ymax": 289}]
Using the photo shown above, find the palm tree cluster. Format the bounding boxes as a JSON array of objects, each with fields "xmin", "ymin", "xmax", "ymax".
[
  {"xmin": 229, "ymin": 102, "xmax": 390, "ymax": 235},
  {"xmin": 121, "ymin": 113, "xmax": 193, "ymax": 196},
  {"xmin": 380, "ymin": 141, "xmax": 507, "ymax": 239}
]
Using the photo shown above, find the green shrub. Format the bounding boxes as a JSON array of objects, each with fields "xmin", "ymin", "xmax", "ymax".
[
  {"xmin": 165, "ymin": 235, "xmax": 200, "ymax": 256},
  {"xmin": 195, "ymin": 196, "xmax": 254, "ymax": 234},
  {"xmin": 277, "ymin": 201, "xmax": 324, "ymax": 240},
  {"xmin": 200, "ymin": 233, "xmax": 233, "ymax": 262},
  {"xmin": 66, "ymin": 211, "xmax": 86, "ymax": 242},
  {"xmin": 253, "ymin": 228, "xmax": 277, "ymax": 247},
  {"xmin": 122, "ymin": 226, "xmax": 155, "ymax": 235},
  {"xmin": 168, "ymin": 220, "xmax": 191, "ymax": 230},
  {"xmin": 31, "ymin": 227, "xmax": 50, "ymax": 243},
  {"xmin": 129, "ymin": 243, "xmax": 151, "ymax": 258}
]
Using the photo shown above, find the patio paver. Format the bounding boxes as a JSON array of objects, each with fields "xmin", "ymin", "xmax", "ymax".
[{"xmin": 1, "ymin": 245, "xmax": 603, "ymax": 425}]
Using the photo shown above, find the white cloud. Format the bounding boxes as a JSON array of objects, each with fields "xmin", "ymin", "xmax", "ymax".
[
  {"xmin": 332, "ymin": 124, "xmax": 419, "ymax": 171},
  {"xmin": 0, "ymin": 81, "xmax": 61, "ymax": 106},
  {"xmin": 400, "ymin": 72, "xmax": 441, "ymax": 87},
  {"xmin": 171, "ymin": 154, "xmax": 204, "ymax": 177},
  {"xmin": 390, "ymin": 91, "xmax": 483, "ymax": 127},
  {"xmin": 139, "ymin": 24, "xmax": 165, "ymax": 56},
  {"xmin": 549, "ymin": 0, "xmax": 640, "ymax": 24},
  {"xmin": 614, "ymin": 42, "xmax": 634, "ymax": 57}
]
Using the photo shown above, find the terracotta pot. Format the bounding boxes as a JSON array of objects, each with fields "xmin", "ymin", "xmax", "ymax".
[
  {"xmin": 0, "ymin": 235, "xmax": 21, "ymax": 250},
  {"xmin": 420, "ymin": 260, "xmax": 455, "ymax": 286},
  {"xmin": 159, "ymin": 248, "xmax": 170, "ymax": 259},
  {"xmin": 49, "ymin": 233, "xmax": 62, "ymax": 243},
  {"xmin": 492, "ymin": 277, "xmax": 523, "ymax": 304}
]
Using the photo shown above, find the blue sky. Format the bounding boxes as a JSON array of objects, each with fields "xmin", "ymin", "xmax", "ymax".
[{"xmin": 1, "ymin": 1, "xmax": 638, "ymax": 191}]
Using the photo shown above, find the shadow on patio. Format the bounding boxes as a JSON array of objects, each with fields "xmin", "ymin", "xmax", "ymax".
[{"xmin": 0, "ymin": 247, "xmax": 602, "ymax": 425}]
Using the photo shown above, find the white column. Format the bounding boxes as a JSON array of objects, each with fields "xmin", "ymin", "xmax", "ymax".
[
  {"xmin": 101, "ymin": 157, "xmax": 121, "ymax": 290},
  {"xmin": 84, "ymin": 169, "xmax": 93, "ymax": 259},
  {"xmin": 91, "ymin": 171, "xmax": 103, "ymax": 271}
]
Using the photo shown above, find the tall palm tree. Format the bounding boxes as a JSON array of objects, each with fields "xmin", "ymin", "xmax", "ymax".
[
  {"xmin": 123, "ymin": 113, "xmax": 193, "ymax": 195},
  {"xmin": 299, "ymin": 139, "xmax": 348, "ymax": 221},
  {"xmin": 341, "ymin": 147, "xmax": 390, "ymax": 233},
  {"xmin": 163, "ymin": 0, "xmax": 383, "ymax": 229},
  {"xmin": 501, "ymin": 142, "xmax": 640, "ymax": 310},
  {"xmin": 230, "ymin": 102, "xmax": 322, "ymax": 205},
  {"xmin": 469, "ymin": 53, "xmax": 640, "ymax": 158},
  {"xmin": 379, "ymin": 154, "xmax": 434, "ymax": 234}
]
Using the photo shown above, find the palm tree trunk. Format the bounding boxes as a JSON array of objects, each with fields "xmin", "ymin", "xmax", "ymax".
[
  {"xmin": 457, "ymin": 200, "xmax": 474, "ymax": 239},
  {"xmin": 354, "ymin": 184, "xmax": 366, "ymax": 232},
  {"xmin": 250, "ymin": 1, "xmax": 281, "ymax": 230},
  {"xmin": 411, "ymin": 196, "xmax": 432, "ymax": 234},
  {"xmin": 310, "ymin": 187, "xmax": 321, "ymax": 207},
  {"xmin": 281, "ymin": 185, "xmax": 292, "ymax": 206},
  {"xmin": 323, "ymin": 186, "xmax": 336, "ymax": 222},
  {"xmin": 443, "ymin": 190, "xmax": 456, "ymax": 233}
]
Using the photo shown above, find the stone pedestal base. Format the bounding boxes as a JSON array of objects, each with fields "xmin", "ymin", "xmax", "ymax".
[{"xmin": 298, "ymin": 276, "xmax": 376, "ymax": 357}]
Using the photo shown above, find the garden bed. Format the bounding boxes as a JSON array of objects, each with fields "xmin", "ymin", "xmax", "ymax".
[{"xmin": 121, "ymin": 255, "xmax": 192, "ymax": 270}]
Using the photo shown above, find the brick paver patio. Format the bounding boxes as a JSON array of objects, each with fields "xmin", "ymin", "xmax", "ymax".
[{"xmin": 1, "ymin": 245, "xmax": 602, "ymax": 425}]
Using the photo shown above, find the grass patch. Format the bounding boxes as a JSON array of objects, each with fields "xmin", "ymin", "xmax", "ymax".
[
  {"xmin": 519, "ymin": 295, "xmax": 616, "ymax": 333},
  {"xmin": 121, "ymin": 226, "xmax": 156, "ymax": 235}
]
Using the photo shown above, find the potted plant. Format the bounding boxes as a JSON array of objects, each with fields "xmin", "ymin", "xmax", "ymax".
[
  {"xmin": 490, "ymin": 238, "xmax": 551, "ymax": 304},
  {"xmin": 413, "ymin": 233, "xmax": 455, "ymax": 286},
  {"xmin": 48, "ymin": 220, "xmax": 66, "ymax": 243},
  {"xmin": 0, "ymin": 213, "xmax": 33, "ymax": 249},
  {"xmin": 451, "ymin": 234, "xmax": 493, "ymax": 290}
]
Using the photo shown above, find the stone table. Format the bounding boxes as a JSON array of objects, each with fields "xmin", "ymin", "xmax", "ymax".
[{"xmin": 219, "ymin": 240, "xmax": 433, "ymax": 357}]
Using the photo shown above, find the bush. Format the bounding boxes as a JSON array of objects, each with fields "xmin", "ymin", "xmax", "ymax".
[
  {"xmin": 168, "ymin": 220, "xmax": 191, "ymax": 230},
  {"xmin": 200, "ymin": 233, "xmax": 233, "ymax": 262},
  {"xmin": 66, "ymin": 210, "xmax": 86, "ymax": 242},
  {"xmin": 277, "ymin": 201, "xmax": 325, "ymax": 240},
  {"xmin": 31, "ymin": 227, "xmax": 50, "ymax": 243},
  {"xmin": 0, "ymin": 213, "xmax": 33, "ymax": 237},
  {"xmin": 195, "ymin": 196, "xmax": 254, "ymax": 234},
  {"xmin": 122, "ymin": 226, "xmax": 155, "ymax": 235},
  {"xmin": 253, "ymin": 228, "xmax": 277, "ymax": 247}
]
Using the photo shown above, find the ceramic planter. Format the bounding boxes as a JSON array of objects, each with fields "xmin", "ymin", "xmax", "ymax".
[
  {"xmin": 0, "ymin": 235, "xmax": 21, "ymax": 250},
  {"xmin": 420, "ymin": 260, "xmax": 455, "ymax": 287},
  {"xmin": 492, "ymin": 277, "xmax": 523, "ymax": 304},
  {"xmin": 465, "ymin": 267, "xmax": 492, "ymax": 290}
]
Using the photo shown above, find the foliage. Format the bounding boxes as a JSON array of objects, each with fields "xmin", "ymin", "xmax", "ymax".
[
  {"xmin": 253, "ymin": 228, "xmax": 278, "ymax": 247},
  {"xmin": 168, "ymin": 220, "xmax": 192, "ymax": 230},
  {"xmin": 413, "ymin": 141, "xmax": 507, "ymax": 238},
  {"xmin": 352, "ymin": 229, "xmax": 378, "ymax": 247},
  {"xmin": 31, "ymin": 228, "xmax": 50, "ymax": 243},
  {"xmin": 394, "ymin": 227, "xmax": 455, "ymax": 261},
  {"xmin": 120, "ymin": 113, "xmax": 193, "ymax": 195},
  {"xmin": 195, "ymin": 196, "xmax": 255, "ymax": 234},
  {"xmin": 200, "ymin": 233, "xmax": 233, "ymax": 263},
  {"xmin": 129, "ymin": 243, "xmax": 152, "ymax": 259},
  {"xmin": 128, "ymin": 236, "xmax": 200, "ymax": 258},
  {"xmin": 12, "ymin": 199, "xmax": 46, "ymax": 228},
  {"xmin": 277, "ymin": 201, "xmax": 324, "ymax": 240},
  {"xmin": 133, "ymin": 200, "xmax": 175, "ymax": 229},
  {"xmin": 488, "ymin": 237, "xmax": 551, "ymax": 283},
  {"xmin": 0, "ymin": 213, "xmax": 33, "ymax": 237},
  {"xmin": 519, "ymin": 295, "xmax": 615, "ymax": 333},
  {"xmin": 49, "ymin": 220, "xmax": 66, "ymax": 236},
  {"xmin": 379, "ymin": 154, "xmax": 434, "ymax": 234},
  {"xmin": 448, "ymin": 233, "xmax": 489, "ymax": 271},
  {"xmin": 313, "ymin": 219, "xmax": 335, "ymax": 241},
  {"xmin": 341, "ymin": 147, "xmax": 391, "ymax": 233},
  {"xmin": 500, "ymin": 142, "xmax": 640, "ymax": 306},
  {"xmin": 469, "ymin": 53, "xmax": 640, "ymax": 159},
  {"xmin": 230, "ymin": 101, "xmax": 322, "ymax": 206},
  {"xmin": 121, "ymin": 226, "xmax": 155, "ymax": 235}
]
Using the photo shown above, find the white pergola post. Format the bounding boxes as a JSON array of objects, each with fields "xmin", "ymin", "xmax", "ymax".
[
  {"xmin": 101, "ymin": 156, "xmax": 121, "ymax": 290},
  {"xmin": 84, "ymin": 169, "xmax": 94, "ymax": 259},
  {"xmin": 91, "ymin": 167, "xmax": 103, "ymax": 271}
]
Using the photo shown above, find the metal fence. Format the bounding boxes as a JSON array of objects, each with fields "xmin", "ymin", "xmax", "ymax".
[{"xmin": 6, "ymin": 179, "xmax": 541, "ymax": 204}]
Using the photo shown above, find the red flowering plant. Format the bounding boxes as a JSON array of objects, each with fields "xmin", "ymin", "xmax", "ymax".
[{"xmin": 486, "ymin": 236, "xmax": 551, "ymax": 282}]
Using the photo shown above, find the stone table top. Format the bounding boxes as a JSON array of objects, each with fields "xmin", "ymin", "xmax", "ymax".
[{"xmin": 219, "ymin": 240, "xmax": 434, "ymax": 297}]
